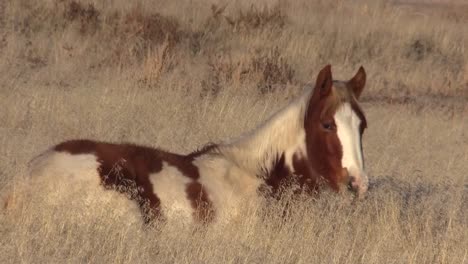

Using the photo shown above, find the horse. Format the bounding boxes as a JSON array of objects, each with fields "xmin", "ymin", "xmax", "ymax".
[{"xmin": 16, "ymin": 65, "xmax": 368, "ymax": 224}]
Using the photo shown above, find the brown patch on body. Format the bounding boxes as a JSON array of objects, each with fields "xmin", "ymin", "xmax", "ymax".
[
  {"xmin": 261, "ymin": 153, "xmax": 291, "ymax": 196},
  {"xmin": 54, "ymin": 139, "xmax": 216, "ymax": 223},
  {"xmin": 291, "ymin": 153, "xmax": 321, "ymax": 193},
  {"xmin": 186, "ymin": 181, "xmax": 215, "ymax": 223},
  {"xmin": 263, "ymin": 152, "xmax": 324, "ymax": 197}
]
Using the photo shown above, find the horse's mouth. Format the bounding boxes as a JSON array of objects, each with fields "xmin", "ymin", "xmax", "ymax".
[{"xmin": 347, "ymin": 178, "xmax": 368, "ymax": 199}]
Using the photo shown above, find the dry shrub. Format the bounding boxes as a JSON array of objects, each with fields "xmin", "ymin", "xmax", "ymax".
[
  {"xmin": 250, "ymin": 47, "xmax": 295, "ymax": 94},
  {"xmin": 400, "ymin": 2, "xmax": 468, "ymax": 23},
  {"xmin": 61, "ymin": 1, "xmax": 181, "ymax": 46},
  {"xmin": 7, "ymin": 1, "xmax": 65, "ymax": 37},
  {"xmin": 138, "ymin": 37, "xmax": 173, "ymax": 87},
  {"xmin": 193, "ymin": 0, "xmax": 287, "ymax": 51},
  {"xmin": 403, "ymin": 34, "xmax": 465, "ymax": 82},
  {"xmin": 99, "ymin": 3, "xmax": 181, "ymax": 63},
  {"xmin": 204, "ymin": 47, "xmax": 294, "ymax": 96},
  {"xmin": 203, "ymin": 4, "xmax": 229, "ymax": 33},
  {"xmin": 12, "ymin": 0, "xmax": 182, "ymax": 67},
  {"xmin": 202, "ymin": 54, "xmax": 238, "ymax": 96},
  {"xmin": 225, "ymin": 3, "xmax": 287, "ymax": 32},
  {"xmin": 188, "ymin": 4, "xmax": 229, "ymax": 56},
  {"xmin": 63, "ymin": 0, "xmax": 100, "ymax": 35},
  {"xmin": 121, "ymin": 4, "xmax": 181, "ymax": 49},
  {"xmin": 406, "ymin": 37, "xmax": 435, "ymax": 62}
]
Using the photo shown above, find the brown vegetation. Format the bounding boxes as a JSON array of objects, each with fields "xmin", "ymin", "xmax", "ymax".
[{"xmin": 0, "ymin": 0, "xmax": 467, "ymax": 263}]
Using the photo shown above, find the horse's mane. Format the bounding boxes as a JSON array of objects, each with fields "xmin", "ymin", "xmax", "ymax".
[
  {"xmin": 187, "ymin": 143, "xmax": 220, "ymax": 158},
  {"xmin": 214, "ymin": 88, "xmax": 311, "ymax": 178}
]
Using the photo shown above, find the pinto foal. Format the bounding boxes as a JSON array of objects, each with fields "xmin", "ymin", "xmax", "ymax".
[{"xmin": 24, "ymin": 65, "xmax": 368, "ymax": 224}]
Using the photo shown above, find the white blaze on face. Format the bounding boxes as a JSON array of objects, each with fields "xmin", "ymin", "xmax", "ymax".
[{"xmin": 334, "ymin": 103, "xmax": 368, "ymax": 195}]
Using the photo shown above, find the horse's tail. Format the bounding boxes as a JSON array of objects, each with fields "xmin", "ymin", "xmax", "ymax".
[
  {"xmin": 27, "ymin": 149, "xmax": 53, "ymax": 177},
  {"xmin": 2, "ymin": 189, "xmax": 15, "ymax": 211},
  {"xmin": 2, "ymin": 149, "xmax": 53, "ymax": 211},
  {"xmin": 1, "ymin": 176, "xmax": 21, "ymax": 211}
]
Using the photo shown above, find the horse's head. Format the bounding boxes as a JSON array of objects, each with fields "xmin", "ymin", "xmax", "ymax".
[{"xmin": 300, "ymin": 65, "xmax": 368, "ymax": 197}]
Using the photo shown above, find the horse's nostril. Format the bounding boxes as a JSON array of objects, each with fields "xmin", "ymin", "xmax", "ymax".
[{"xmin": 348, "ymin": 176, "xmax": 357, "ymax": 191}]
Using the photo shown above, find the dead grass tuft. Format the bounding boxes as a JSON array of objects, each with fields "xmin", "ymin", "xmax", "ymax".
[
  {"xmin": 203, "ymin": 55, "xmax": 237, "ymax": 96},
  {"xmin": 122, "ymin": 4, "xmax": 181, "ymax": 49},
  {"xmin": 138, "ymin": 37, "xmax": 174, "ymax": 87},
  {"xmin": 250, "ymin": 47, "xmax": 295, "ymax": 94},
  {"xmin": 225, "ymin": 3, "xmax": 287, "ymax": 32},
  {"xmin": 204, "ymin": 47, "xmax": 294, "ymax": 96},
  {"xmin": 204, "ymin": 4, "xmax": 228, "ymax": 32},
  {"xmin": 7, "ymin": 0, "xmax": 183, "ymax": 68},
  {"xmin": 62, "ymin": 1, "xmax": 181, "ymax": 46},
  {"xmin": 63, "ymin": 0, "xmax": 100, "ymax": 35},
  {"xmin": 406, "ymin": 38, "xmax": 434, "ymax": 61}
]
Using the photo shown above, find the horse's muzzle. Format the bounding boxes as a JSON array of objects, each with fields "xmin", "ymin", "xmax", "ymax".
[{"xmin": 347, "ymin": 171, "xmax": 368, "ymax": 198}]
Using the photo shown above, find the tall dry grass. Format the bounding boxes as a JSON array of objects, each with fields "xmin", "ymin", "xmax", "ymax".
[{"xmin": 0, "ymin": 0, "xmax": 467, "ymax": 263}]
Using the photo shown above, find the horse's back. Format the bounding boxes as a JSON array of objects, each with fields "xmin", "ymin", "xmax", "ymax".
[
  {"xmin": 6, "ymin": 139, "xmax": 257, "ymax": 225},
  {"xmin": 29, "ymin": 144, "xmax": 101, "ymax": 184},
  {"xmin": 23, "ymin": 139, "xmax": 207, "ymax": 224},
  {"xmin": 3, "ymin": 140, "xmax": 144, "ymax": 224}
]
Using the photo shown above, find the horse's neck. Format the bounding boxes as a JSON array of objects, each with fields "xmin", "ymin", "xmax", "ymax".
[{"xmin": 217, "ymin": 94, "xmax": 308, "ymax": 178}]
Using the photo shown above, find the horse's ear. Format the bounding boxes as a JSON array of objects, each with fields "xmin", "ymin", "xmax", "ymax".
[
  {"xmin": 313, "ymin": 64, "xmax": 333, "ymax": 99},
  {"xmin": 348, "ymin": 66, "xmax": 366, "ymax": 99}
]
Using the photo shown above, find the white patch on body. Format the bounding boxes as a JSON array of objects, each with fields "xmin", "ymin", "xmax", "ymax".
[
  {"xmin": 194, "ymin": 156, "xmax": 263, "ymax": 224},
  {"xmin": 284, "ymin": 130, "xmax": 307, "ymax": 173},
  {"xmin": 149, "ymin": 162, "xmax": 194, "ymax": 223},
  {"xmin": 334, "ymin": 103, "xmax": 369, "ymax": 193},
  {"xmin": 27, "ymin": 151, "xmax": 142, "ymax": 225}
]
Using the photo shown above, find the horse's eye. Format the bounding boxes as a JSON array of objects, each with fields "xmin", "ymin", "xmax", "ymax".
[{"xmin": 322, "ymin": 122, "xmax": 335, "ymax": 131}]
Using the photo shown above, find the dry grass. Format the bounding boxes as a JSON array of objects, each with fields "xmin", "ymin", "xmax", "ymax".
[{"xmin": 0, "ymin": 0, "xmax": 467, "ymax": 263}]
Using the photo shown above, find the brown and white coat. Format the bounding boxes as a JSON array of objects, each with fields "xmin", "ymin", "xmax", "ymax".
[{"xmin": 24, "ymin": 65, "xmax": 369, "ymax": 225}]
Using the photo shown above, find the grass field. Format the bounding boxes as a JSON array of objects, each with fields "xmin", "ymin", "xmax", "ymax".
[{"xmin": 0, "ymin": 0, "xmax": 467, "ymax": 263}]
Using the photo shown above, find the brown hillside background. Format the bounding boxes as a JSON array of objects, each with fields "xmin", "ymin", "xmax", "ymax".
[{"xmin": 0, "ymin": 0, "xmax": 467, "ymax": 263}]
